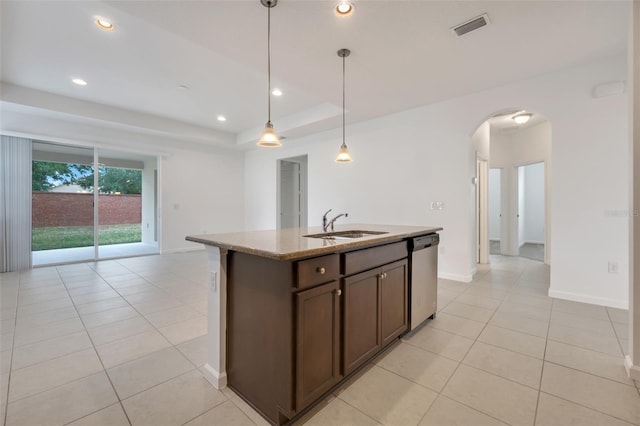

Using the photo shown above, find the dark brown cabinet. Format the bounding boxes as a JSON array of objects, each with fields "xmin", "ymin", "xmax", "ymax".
[
  {"xmin": 343, "ymin": 268, "xmax": 381, "ymax": 374},
  {"xmin": 227, "ymin": 241, "xmax": 409, "ymax": 425},
  {"xmin": 295, "ymin": 280, "xmax": 342, "ymax": 411},
  {"xmin": 380, "ymin": 260, "xmax": 408, "ymax": 346},
  {"xmin": 343, "ymin": 258, "xmax": 408, "ymax": 375}
]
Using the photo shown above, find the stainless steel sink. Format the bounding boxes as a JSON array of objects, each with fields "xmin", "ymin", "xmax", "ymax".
[{"xmin": 303, "ymin": 230, "xmax": 389, "ymax": 240}]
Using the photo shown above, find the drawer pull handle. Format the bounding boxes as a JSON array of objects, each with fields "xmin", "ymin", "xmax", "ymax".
[
  {"xmin": 334, "ymin": 289, "xmax": 342, "ymax": 296},
  {"xmin": 317, "ymin": 267, "xmax": 326, "ymax": 274}
]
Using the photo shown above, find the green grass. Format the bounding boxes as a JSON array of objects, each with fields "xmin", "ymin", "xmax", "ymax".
[{"xmin": 32, "ymin": 224, "xmax": 142, "ymax": 251}]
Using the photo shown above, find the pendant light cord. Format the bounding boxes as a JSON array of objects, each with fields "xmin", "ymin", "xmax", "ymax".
[
  {"xmin": 267, "ymin": 4, "xmax": 272, "ymax": 123},
  {"xmin": 342, "ymin": 53, "xmax": 346, "ymax": 146}
]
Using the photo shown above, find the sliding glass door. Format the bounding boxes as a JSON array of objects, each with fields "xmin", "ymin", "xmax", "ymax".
[{"xmin": 31, "ymin": 141, "xmax": 158, "ymax": 266}]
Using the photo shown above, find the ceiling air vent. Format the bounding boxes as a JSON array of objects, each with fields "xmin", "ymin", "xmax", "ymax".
[{"xmin": 451, "ymin": 13, "xmax": 490, "ymax": 37}]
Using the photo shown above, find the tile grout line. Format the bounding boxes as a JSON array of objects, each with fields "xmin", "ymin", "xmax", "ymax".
[
  {"xmin": 79, "ymin": 260, "xmax": 214, "ymax": 417},
  {"xmin": 535, "ymin": 390, "xmax": 639, "ymax": 426},
  {"xmin": 2, "ymin": 273, "xmax": 22, "ymax": 426},
  {"xmin": 2, "ymin": 255, "xmax": 209, "ymax": 416},
  {"xmin": 533, "ymin": 293, "xmax": 554, "ymax": 426},
  {"xmin": 55, "ymin": 265, "xmax": 134, "ymax": 426},
  {"xmin": 606, "ymin": 306, "xmax": 629, "ymax": 359},
  {"xmin": 414, "ymin": 263, "xmax": 529, "ymax": 426},
  {"xmin": 542, "ymin": 297, "xmax": 640, "ymax": 423}
]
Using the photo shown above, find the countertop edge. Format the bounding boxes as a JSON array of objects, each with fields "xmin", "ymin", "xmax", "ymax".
[{"xmin": 186, "ymin": 226, "xmax": 442, "ymax": 261}]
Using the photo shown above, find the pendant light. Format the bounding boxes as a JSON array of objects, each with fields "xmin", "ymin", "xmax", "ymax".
[
  {"xmin": 335, "ymin": 48, "xmax": 353, "ymax": 163},
  {"xmin": 257, "ymin": 0, "xmax": 281, "ymax": 147}
]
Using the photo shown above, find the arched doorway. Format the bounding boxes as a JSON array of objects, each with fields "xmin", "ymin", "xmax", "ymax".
[{"xmin": 471, "ymin": 109, "xmax": 551, "ymax": 266}]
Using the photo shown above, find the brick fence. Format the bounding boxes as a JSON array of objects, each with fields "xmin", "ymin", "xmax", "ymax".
[{"xmin": 32, "ymin": 192, "xmax": 141, "ymax": 227}]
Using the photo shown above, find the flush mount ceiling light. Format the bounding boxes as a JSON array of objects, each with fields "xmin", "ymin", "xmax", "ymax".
[
  {"xmin": 335, "ymin": 48, "xmax": 353, "ymax": 163},
  {"xmin": 335, "ymin": 1, "xmax": 354, "ymax": 17},
  {"xmin": 95, "ymin": 19, "xmax": 114, "ymax": 31},
  {"xmin": 512, "ymin": 112, "xmax": 532, "ymax": 124},
  {"xmin": 271, "ymin": 88, "xmax": 283, "ymax": 96},
  {"xmin": 217, "ymin": 115, "xmax": 227, "ymax": 122},
  {"xmin": 72, "ymin": 78, "xmax": 87, "ymax": 86},
  {"xmin": 257, "ymin": 0, "xmax": 281, "ymax": 148}
]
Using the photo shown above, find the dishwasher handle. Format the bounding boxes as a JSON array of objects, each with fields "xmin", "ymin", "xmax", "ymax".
[{"xmin": 411, "ymin": 234, "xmax": 440, "ymax": 250}]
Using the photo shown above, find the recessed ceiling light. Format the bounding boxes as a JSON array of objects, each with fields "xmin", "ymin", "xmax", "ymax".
[
  {"xmin": 217, "ymin": 115, "xmax": 227, "ymax": 122},
  {"xmin": 335, "ymin": 1, "xmax": 354, "ymax": 17},
  {"xmin": 271, "ymin": 88, "xmax": 283, "ymax": 96},
  {"xmin": 512, "ymin": 112, "xmax": 532, "ymax": 124},
  {"xmin": 72, "ymin": 78, "xmax": 87, "ymax": 86},
  {"xmin": 95, "ymin": 19, "xmax": 114, "ymax": 31}
]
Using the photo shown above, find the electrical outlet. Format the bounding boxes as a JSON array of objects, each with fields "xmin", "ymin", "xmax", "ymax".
[
  {"xmin": 608, "ymin": 262, "xmax": 619, "ymax": 274},
  {"xmin": 430, "ymin": 201, "xmax": 445, "ymax": 210}
]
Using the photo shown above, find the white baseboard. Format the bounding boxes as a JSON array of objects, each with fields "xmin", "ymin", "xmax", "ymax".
[
  {"xmin": 624, "ymin": 356, "xmax": 640, "ymax": 380},
  {"xmin": 161, "ymin": 246, "xmax": 206, "ymax": 254},
  {"xmin": 548, "ymin": 288, "xmax": 629, "ymax": 309},
  {"xmin": 489, "ymin": 238, "xmax": 501, "ymax": 242},
  {"xmin": 523, "ymin": 240, "xmax": 545, "ymax": 245},
  {"xmin": 439, "ymin": 272, "xmax": 473, "ymax": 283},
  {"xmin": 203, "ymin": 363, "xmax": 227, "ymax": 389}
]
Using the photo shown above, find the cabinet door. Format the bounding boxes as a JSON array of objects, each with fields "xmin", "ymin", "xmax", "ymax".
[
  {"xmin": 342, "ymin": 268, "xmax": 381, "ymax": 375},
  {"xmin": 295, "ymin": 281, "xmax": 341, "ymax": 411},
  {"xmin": 380, "ymin": 259, "xmax": 408, "ymax": 346}
]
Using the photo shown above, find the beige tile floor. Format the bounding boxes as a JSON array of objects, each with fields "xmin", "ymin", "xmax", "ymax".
[{"xmin": 1, "ymin": 252, "xmax": 639, "ymax": 426}]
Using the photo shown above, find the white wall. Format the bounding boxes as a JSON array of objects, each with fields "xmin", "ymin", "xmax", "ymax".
[
  {"xmin": 488, "ymin": 169, "xmax": 501, "ymax": 241},
  {"xmin": 524, "ymin": 162, "xmax": 545, "ymax": 244},
  {"xmin": 245, "ymin": 54, "xmax": 630, "ymax": 306},
  {"xmin": 161, "ymin": 148, "xmax": 245, "ymax": 252}
]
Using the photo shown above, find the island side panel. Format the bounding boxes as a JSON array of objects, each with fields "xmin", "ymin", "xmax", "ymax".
[
  {"xmin": 203, "ymin": 246, "xmax": 228, "ymax": 388},
  {"xmin": 227, "ymin": 251, "xmax": 295, "ymax": 424}
]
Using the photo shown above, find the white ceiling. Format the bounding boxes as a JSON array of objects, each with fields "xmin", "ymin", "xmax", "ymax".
[{"xmin": 0, "ymin": 1, "xmax": 629, "ymax": 151}]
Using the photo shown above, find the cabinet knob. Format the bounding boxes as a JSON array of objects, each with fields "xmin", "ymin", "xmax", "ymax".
[
  {"xmin": 317, "ymin": 267, "xmax": 326, "ymax": 274},
  {"xmin": 334, "ymin": 289, "xmax": 342, "ymax": 296}
]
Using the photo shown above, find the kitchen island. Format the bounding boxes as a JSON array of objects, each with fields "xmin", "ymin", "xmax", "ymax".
[{"xmin": 186, "ymin": 224, "xmax": 441, "ymax": 425}]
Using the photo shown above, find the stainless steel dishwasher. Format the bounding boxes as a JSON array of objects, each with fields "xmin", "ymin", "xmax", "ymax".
[{"xmin": 409, "ymin": 233, "xmax": 439, "ymax": 331}]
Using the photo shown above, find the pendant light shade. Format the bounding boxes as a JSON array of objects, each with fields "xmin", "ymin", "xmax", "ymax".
[
  {"xmin": 257, "ymin": 0, "xmax": 281, "ymax": 148},
  {"xmin": 336, "ymin": 142, "xmax": 353, "ymax": 162},
  {"xmin": 258, "ymin": 122, "xmax": 280, "ymax": 147},
  {"xmin": 335, "ymin": 48, "xmax": 353, "ymax": 163}
]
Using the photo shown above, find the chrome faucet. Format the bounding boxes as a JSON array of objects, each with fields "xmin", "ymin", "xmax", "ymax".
[
  {"xmin": 322, "ymin": 209, "xmax": 348, "ymax": 232},
  {"xmin": 322, "ymin": 209, "xmax": 332, "ymax": 232}
]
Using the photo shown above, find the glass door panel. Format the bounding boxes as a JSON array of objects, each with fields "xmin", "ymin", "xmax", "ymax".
[
  {"xmin": 97, "ymin": 149, "xmax": 158, "ymax": 259},
  {"xmin": 31, "ymin": 141, "xmax": 95, "ymax": 265}
]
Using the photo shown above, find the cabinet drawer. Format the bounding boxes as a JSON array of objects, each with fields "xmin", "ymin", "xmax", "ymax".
[
  {"xmin": 342, "ymin": 241, "xmax": 408, "ymax": 276},
  {"xmin": 295, "ymin": 254, "xmax": 340, "ymax": 289}
]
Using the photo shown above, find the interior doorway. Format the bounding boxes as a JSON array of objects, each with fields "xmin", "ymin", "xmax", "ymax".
[
  {"xmin": 516, "ymin": 162, "xmax": 545, "ymax": 262},
  {"xmin": 472, "ymin": 109, "xmax": 551, "ymax": 267},
  {"xmin": 489, "ymin": 168, "xmax": 502, "ymax": 255},
  {"xmin": 278, "ymin": 155, "xmax": 308, "ymax": 229}
]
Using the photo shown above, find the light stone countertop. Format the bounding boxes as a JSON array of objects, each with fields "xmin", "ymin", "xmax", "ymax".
[{"xmin": 186, "ymin": 224, "xmax": 442, "ymax": 261}]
